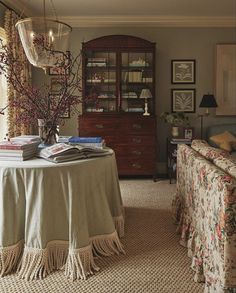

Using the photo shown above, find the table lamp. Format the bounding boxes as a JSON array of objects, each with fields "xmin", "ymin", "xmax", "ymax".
[
  {"xmin": 140, "ymin": 89, "xmax": 152, "ymax": 116},
  {"xmin": 199, "ymin": 93, "xmax": 218, "ymax": 139}
]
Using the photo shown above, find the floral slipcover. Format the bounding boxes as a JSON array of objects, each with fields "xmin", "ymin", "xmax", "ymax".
[{"xmin": 172, "ymin": 140, "xmax": 236, "ymax": 293}]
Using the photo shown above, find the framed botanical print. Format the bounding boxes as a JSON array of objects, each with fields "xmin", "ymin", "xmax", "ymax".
[
  {"xmin": 171, "ymin": 89, "xmax": 196, "ymax": 113},
  {"xmin": 171, "ymin": 60, "xmax": 195, "ymax": 84}
]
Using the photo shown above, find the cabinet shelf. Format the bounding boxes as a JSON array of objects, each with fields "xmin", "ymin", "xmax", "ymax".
[
  {"xmin": 86, "ymin": 82, "xmax": 117, "ymax": 85},
  {"xmin": 86, "ymin": 66, "xmax": 116, "ymax": 70},
  {"xmin": 122, "ymin": 66, "xmax": 153, "ymax": 71}
]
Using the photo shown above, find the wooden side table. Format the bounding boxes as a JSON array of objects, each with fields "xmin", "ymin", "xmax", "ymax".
[{"xmin": 166, "ymin": 138, "xmax": 192, "ymax": 184}]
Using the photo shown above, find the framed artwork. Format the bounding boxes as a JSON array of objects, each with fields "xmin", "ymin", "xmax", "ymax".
[
  {"xmin": 171, "ymin": 89, "xmax": 196, "ymax": 113},
  {"xmin": 171, "ymin": 60, "xmax": 195, "ymax": 84},
  {"xmin": 183, "ymin": 127, "xmax": 194, "ymax": 140},
  {"xmin": 50, "ymin": 77, "xmax": 64, "ymax": 93},
  {"xmin": 215, "ymin": 44, "xmax": 236, "ymax": 116},
  {"xmin": 59, "ymin": 107, "xmax": 70, "ymax": 119},
  {"xmin": 48, "ymin": 51, "xmax": 70, "ymax": 76}
]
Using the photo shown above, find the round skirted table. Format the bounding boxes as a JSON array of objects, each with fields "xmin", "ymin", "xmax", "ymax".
[{"xmin": 0, "ymin": 152, "xmax": 124, "ymax": 280}]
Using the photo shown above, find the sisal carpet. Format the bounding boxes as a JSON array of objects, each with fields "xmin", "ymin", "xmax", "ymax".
[{"xmin": 0, "ymin": 179, "xmax": 204, "ymax": 293}]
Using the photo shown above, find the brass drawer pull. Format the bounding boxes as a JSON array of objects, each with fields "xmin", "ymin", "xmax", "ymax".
[
  {"xmin": 95, "ymin": 124, "xmax": 104, "ymax": 129},
  {"xmin": 132, "ymin": 163, "xmax": 141, "ymax": 169},
  {"xmin": 132, "ymin": 138, "xmax": 142, "ymax": 143},
  {"xmin": 132, "ymin": 150, "xmax": 142, "ymax": 155},
  {"xmin": 132, "ymin": 123, "xmax": 142, "ymax": 129}
]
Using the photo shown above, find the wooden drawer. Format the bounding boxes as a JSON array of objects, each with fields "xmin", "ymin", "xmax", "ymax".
[
  {"xmin": 79, "ymin": 116, "xmax": 119, "ymax": 136},
  {"xmin": 118, "ymin": 135, "xmax": 155, "ymax": 146},
  {"xmin": 114, "ymin": 145, "xmax": 155, "ymax": 159},
  {"xmin": 117, "ymin": 157, "xmax": 156, "ymax": 176},
  {"xmin": 119, "ymin": 116, "xmax": 156, "ymax": 135}
]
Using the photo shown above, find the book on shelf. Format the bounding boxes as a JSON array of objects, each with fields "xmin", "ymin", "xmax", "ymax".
[
  {"xmin": 87, "ymin": 58, "xmax": 106, "ymax": 62},
  {"xmin": 128, "ymin": 71, "xmax": 142, "ymax": 83},
  {"xmin": 87, "ymin": 63, "xmax": 106, "ymax": 67},
  {"xmin": 38, "ymin": 143, "xmax": 112, "ymax": 163}
]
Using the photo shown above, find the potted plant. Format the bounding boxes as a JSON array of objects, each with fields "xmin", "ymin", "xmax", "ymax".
[{"xmin": 160, "ymin": 112, "xmax": 189, "ymax": 137}]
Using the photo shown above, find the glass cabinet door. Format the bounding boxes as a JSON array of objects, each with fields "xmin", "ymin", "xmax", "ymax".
[
  {"xmin": 121, "ymin": 52, "xmax": 154, "ymax": 114},
  {"xmin": 84, "ymin": 52, "xmax": 117, "ymax": 113}
]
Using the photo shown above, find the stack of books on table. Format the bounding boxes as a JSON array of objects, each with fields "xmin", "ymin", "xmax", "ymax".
[
  {"xmin": 68, "ymin": 137, "xmax": 105, "ymax": 149},
  {"xmin": 38, "ymin": 143, "xmax": 112, "ymax": 163},
  {"xmin": 0, "ymin": 135, "xmax": 41, "ymax": 161}
]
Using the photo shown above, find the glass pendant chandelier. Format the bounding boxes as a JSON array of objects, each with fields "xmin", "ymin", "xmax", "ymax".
[{"xmin": 15, "ymin": 0, "xmax": 72, "ymax": 71}]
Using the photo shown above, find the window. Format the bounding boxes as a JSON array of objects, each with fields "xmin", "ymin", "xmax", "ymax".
[{"xmin": 0, "ymin": 27, "xmax": 8, "ymax": 141}]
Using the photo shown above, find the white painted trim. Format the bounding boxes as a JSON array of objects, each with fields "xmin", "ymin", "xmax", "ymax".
[{"xmin": 59, "ymin": 15, "xmax": 236, "ymax": 28}]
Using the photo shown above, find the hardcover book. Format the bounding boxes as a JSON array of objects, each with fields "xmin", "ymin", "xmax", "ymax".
[
  {"xmin": 0, "ymin": 141, "xmax": 40, "ymax": 150},
  {"xmin": 38, "ymin": 143, "xmax": 112, "ymax": 163},
  {"xmin": 68, "ymin": 137, "xmax": 103, "ymax": 143}
]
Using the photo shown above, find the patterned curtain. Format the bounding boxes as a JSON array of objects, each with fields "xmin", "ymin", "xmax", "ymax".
[{"xmin": 4, "ymin": 10, "xmax": 32, "ymax": 138}]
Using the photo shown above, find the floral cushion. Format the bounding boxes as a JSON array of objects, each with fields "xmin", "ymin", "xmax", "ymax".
[
  {"xmin": 191, "ymin": 139, "xmax": 230, "ymax": 161},
  {"xmin": 214, "ymin": 155, "xmax": 236, "ymax": 179}
]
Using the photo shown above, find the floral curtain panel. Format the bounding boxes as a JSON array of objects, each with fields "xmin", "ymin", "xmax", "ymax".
[{"xmin": 4, "ymin": 10, "xmax": 32, "ymax": 138}]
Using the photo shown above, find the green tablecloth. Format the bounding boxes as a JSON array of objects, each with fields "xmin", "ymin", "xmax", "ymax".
[{"xmin": 0, "ymin": 152, "xmax": 124, "ymax": 280}]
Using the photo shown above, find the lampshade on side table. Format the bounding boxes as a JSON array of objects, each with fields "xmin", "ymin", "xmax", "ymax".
[
  {"xmin": 199, "ymin": 93, "xmax": 218, "ymax": 139},
  {"xmin": 140, "ymin": 89, "xmax": 152, "ymax": 116}
]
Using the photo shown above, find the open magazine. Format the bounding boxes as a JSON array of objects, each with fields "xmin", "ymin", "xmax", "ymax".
[{"xmin": 38, "ymin": 143, "xmax": 112, "ymax": 163}]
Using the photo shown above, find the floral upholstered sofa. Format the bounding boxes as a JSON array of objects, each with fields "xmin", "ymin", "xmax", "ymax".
[{"xmin": 172, "ymin": 140, "xmax": 236, "ymax": 293}]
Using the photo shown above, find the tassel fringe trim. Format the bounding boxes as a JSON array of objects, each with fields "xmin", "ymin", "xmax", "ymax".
[
  {"xmin": 0, "ymin": 240, "xmax": 24, "ymax": 276},
  {"xmin": 91, "ymin": 231, "xmax": 125, "ymax": 257},
  {"xmin": 17, "ymin": 241, "xmax": 68, "ymax": 280},
  {"xmin": 65, "ymin": 245, "xmax": 99, "ymax": 281},
  {"xmin": 114, "ymin": 215, "xmax": 125, "ymax": 238},
  {"xmin": 0, "ymin": 231, "xmax": 125, "ymax": 281}
]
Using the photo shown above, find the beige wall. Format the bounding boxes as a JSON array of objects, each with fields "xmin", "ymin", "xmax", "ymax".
[{"xmin": 31, "ymin": 26, "xmax": 236, "ymax": 172}]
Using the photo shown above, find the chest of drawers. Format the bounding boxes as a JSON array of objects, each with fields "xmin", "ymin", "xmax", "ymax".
[{"xmin": 78, "ymin": 114, "xmax": 157, "ymax": 176}]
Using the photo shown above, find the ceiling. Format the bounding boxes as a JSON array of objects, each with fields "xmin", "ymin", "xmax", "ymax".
[{"xmin": 3, "ymin": 0, "xmax": 236, "ymax": 27}]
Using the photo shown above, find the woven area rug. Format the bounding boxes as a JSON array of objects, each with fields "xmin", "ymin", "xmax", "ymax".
[{"xmin": 0, "ymin": 179, "xmax": 204, "ymax": 293}]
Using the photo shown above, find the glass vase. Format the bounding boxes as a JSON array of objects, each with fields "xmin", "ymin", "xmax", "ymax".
[{"xmin": 38, "ymin": 119, "xmax": 59, "ymax": 145}]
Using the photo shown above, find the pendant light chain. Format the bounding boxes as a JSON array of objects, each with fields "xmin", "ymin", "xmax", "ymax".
[{"xmin": 49, "ymin": 0, "xmax": 58, "ymax": 21}]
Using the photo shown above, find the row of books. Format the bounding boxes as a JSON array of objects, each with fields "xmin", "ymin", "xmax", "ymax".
[{"xmin": 87, "ymin": 58, "xmax": 107, "ymax": 67}]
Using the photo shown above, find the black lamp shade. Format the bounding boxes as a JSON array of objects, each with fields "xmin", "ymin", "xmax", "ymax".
[{"xmin": 199, "ymin": 94, "xmax": 218, "ymax": 108}]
